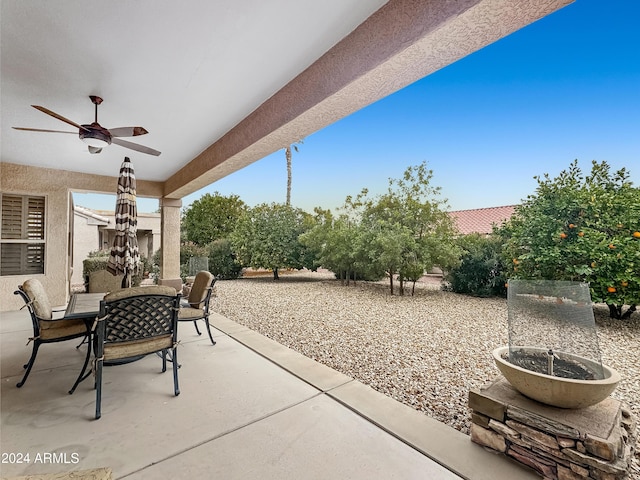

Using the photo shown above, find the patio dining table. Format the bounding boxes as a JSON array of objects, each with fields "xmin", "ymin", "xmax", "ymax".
[{"xmin": 65, "ymin": 292, "xmax": 105, "ymax": 320}]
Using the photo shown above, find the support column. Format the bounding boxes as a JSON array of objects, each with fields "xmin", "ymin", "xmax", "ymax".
[{"xmin": 158, "ymin": 197, "xmax": 183, "ymax": 292}]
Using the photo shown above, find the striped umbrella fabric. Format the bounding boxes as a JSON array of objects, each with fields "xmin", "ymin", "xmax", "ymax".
[{"xmin": 107, "ymin": 157, "xmax": 140, "ymax": 287}]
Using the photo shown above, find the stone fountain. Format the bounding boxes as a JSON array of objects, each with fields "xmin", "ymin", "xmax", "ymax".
[{"xmin": 468, "ymin": 280, "xmax": 635, "ymax": 480}]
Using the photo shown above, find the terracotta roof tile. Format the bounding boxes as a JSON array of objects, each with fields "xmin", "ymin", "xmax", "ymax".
[{"xmin": 449, "ymin": 205, "xmax": 517, "ymax": 235}]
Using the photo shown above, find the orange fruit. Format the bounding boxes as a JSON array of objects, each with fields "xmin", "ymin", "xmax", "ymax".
[
  {"xmin": 591, "ymin": 262, "xmax": 596, "ymax": 268},
  {"xmin": 513, "ymin": 258, "xmax": 519, "ymax": 264},
  {"xmin": 569, "ymin": 223, "xmax": 575, "ymax": 229},
  {"xmin": 607, "ymin": 286, "xmax": 616, "ymax": 293},
  {"xmin": 621, "ymin": 281, "xmax": 628, "ymax": 287},
  {"xmin": 633, "ymin": 231, "xmax": 640, "ymax": 238},
  {"xmin": 560, "ymin": 232, "xmax": 567, "ymax": 239},
  {"xmin": 609, "ymin": 244, "xmax": 616, "ymax": 249},
  {"xmin": 578, "ymin": 231, "xmax": 584, "ymax": 237}
]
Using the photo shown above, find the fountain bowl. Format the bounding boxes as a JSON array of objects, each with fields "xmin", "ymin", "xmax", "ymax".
[{"xmin": 492, "ymin": 346, "xmax": 621, "ymax": 408}]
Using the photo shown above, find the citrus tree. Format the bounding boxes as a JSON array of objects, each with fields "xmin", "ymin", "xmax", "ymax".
[
  {"xmin": 500, "ymin": 160, "xmax": 640, "ymax": 319},
  {"xmin": 182, "ymin": 192, "xmax": 246, "ymax": 245}
]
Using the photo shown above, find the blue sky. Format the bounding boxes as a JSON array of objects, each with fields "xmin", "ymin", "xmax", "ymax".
[{"xmin": 76, "ymin": 0, "xmax": 640, "ymax": 214}]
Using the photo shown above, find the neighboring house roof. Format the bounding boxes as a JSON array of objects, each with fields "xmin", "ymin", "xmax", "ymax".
[
  {"xmin": 74, "ymin": 205, "xmax": 110, "ymax": 226},
  {"xmin": 449, "ymin": 205, "xmax": 517, "ymax": 235}
]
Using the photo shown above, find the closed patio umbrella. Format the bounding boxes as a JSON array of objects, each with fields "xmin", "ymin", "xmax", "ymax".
[{"xmin": 107, "ymin": 157, "xmax": 140, "ymax": 288}]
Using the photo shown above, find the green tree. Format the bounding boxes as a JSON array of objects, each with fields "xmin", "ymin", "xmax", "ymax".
[
  {"xmin": 182, "ymin": 192, "xmax": 246, "ymax": 245},
  {"xmin": 230, "ymin": 203, "xmax": 316, "ymax": 280},
  {"xmin": 500, "ymin": 160, "xmax": 640, "ymax": 319},
  {"xmin": 345, "ymin": 161, "xmax": 460, "ymax": 295}
]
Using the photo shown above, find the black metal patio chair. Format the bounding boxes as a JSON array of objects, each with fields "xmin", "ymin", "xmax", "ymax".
[
  {"xmin": 93, "ymin": 285, "xmax": 181, "ymax": 420},
  {"xmin": 14, "ymin": 279, "xmax": 89, "ymax": 388}
]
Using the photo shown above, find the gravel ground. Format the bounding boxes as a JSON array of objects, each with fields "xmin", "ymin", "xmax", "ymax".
[{"xmin": 212, "ymin": 270, "xmax": 639, "ymax": 478}]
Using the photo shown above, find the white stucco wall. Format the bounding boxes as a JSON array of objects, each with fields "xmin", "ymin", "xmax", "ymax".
[{"xmin": 1, "ymin": 167, "xmax": 72, "ymax": 311}]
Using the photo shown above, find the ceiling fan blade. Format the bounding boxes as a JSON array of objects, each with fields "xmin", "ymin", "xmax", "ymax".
[
  {"xmin": 13, "ymin": 127, "xmax": 76, "ymax": 134},
  {"xmin": 108, "ymin": 126, "xmax": 149, "ymax": 137},
  {"xmin": 88, "ymin": 146, "xmax": 103, "ymax": 154},
  {"xmin": 32, "ymin": 105, "xmax": 89, "ymax": 132},
  {"xmin": 111, "ymin": 137, "xmax": 161, "ymax": 156}
]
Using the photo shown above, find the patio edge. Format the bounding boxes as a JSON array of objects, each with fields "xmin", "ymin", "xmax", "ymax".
[{"xmin": 211, "ymin": 316, "xmax": 541, "ymax": 480}]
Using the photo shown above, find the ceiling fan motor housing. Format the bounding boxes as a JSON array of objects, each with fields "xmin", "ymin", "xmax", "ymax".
[{"xmin": 79, "ymin": 122, "xmax": 112, "ymax": 147}]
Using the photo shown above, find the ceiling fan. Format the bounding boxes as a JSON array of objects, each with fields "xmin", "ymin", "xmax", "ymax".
[{"xmin": 13, "ymin": 95, "xmax": 161, "ymax": 156}]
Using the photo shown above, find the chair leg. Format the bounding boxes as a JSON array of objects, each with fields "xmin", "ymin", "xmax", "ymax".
[
  {"xmin": 204, "ymin": 318, "xmax": 217, "ymax": 346},
  {"xmin": 193, "ymin": 320, "xmax": 202, "ymax": 336},
  {"xmin": 95, "ymin": 358, "xmax": 103, "ymax": 420},
  {"xmin": 161, "ymin": 350, "xmax": 167, "ymax": 373},
  {"xmin": 17, "ymin": 341, "xmax": 40, "ymax": 388},
  {"xmin": 172, "ymin": 347, "xmax": 180, "ymax": 396}
]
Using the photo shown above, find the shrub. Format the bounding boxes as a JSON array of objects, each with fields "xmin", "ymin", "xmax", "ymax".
[
  {"xmin": 82, "ymin": 249, "xmax": 142, "ymax": 287},
  {"xmin": 207, "ymin": 238, "xmax": 242, "ymax": 279},
  {"xmin": 445, "ymin": 234, "xmax": 507, "ymax": 297}
]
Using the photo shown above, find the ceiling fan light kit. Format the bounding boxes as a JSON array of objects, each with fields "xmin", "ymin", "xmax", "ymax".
[{"xmin": 13, "ymin": 95, "xmax": 161, "ymax": 156}]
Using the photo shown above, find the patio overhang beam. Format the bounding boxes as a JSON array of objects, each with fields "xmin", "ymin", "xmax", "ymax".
[{"xmin": 1, "ymin": 162, "xmax": 164, "ymax": 199}]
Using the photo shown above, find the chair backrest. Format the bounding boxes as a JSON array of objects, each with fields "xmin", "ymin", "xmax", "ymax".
[
  {"xmin": 188, "ymin": 271, "xmax": 214, "ymax": 309},
  {"xmin": 20, "ymin": 278, "xmax": 53, "ymax": 320},
  {"xmin": 99, "ymin": 286, "xmax": 179, "ymax": 351},
  {"xmin": 89, "ymin": 270, "xmax": 124, "ymax": 293}
]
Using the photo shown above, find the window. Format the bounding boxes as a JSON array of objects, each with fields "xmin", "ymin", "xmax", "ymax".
[{"xmin": 0, "ymin": 194, "xmax": 46, "ymax": 276}]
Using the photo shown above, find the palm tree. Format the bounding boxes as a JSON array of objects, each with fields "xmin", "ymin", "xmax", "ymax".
[{"xmin": 285, "ymin": 141, "xmax": 303, "ymax": 206}]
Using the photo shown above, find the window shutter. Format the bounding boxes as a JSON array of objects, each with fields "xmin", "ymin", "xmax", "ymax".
[
  {"xmin": 1, "ymin": 195, "xmax": 46, "ymax": 275},
  {"xmin": 27, "ymin": 196, "xmax": 45, "ymax": 240},
  {"xmin": 1, "ymin": 195, "xmax": 24, "ymax": 240}
]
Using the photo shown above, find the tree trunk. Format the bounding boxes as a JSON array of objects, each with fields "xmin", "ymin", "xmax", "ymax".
[
  {"xmin": 399, "ymin": 276, "xmax": 404, "ymax": 296},
  {"xmin": 613, "ymin": 304, "xmax": 638, "ymax": 320},
  {"xmin": 389, "ymin": 273, "xmax": 394, "ymax": 295},
  {"xmin": 285, "ymin": 146, "xmax": 292, "ymax": 206},
  {"xmin": 272, "ymin": 268, "xmax": 279, "ymax": 280}
]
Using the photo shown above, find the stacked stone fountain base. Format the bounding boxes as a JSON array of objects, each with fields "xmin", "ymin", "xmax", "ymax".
[{"xmin": 469, "ymin": 378, "xmax": 636, "ymax": 480}]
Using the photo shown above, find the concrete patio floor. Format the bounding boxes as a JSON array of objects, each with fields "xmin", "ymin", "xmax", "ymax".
[{"xmin": 0, "ymin": 307, "xmax": 539, "ymax": 479}]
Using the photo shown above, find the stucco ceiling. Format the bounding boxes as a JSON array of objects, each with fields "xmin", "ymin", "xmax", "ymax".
[
  {"xmin": 1, "ymin": 0, "xmax": 387, "ymax": 181},
  {"xmin": 1, "ymin": 0, "xmax": 574, "ymax": 200}
]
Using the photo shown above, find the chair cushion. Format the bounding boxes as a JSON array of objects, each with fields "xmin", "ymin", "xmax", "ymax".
[
  {"xmin": 178, "ymin": 306, "xmax": 205, "ymax": 321},
  {"xmin": 39, "ymin": 318, "xmax": 87, "ymax": 340},
  {"xmin": 88, "ymin": 270, "xmax": 124, "ymax": 293},
  {"xmin": 22, "ymin": 278, "xmax": 52, "ymax": 320},
  {"xmin": 188, "ymin": 271, "xmax": 213, "ymax": 308},
  {"xmin": 103, "ymin": 334, "xmax": 173, "ymax": 360}
]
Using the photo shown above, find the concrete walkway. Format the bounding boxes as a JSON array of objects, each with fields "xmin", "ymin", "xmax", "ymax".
[{"xmin": 0, "ymin": 308, "xmax": 539, "ymax": 479}]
